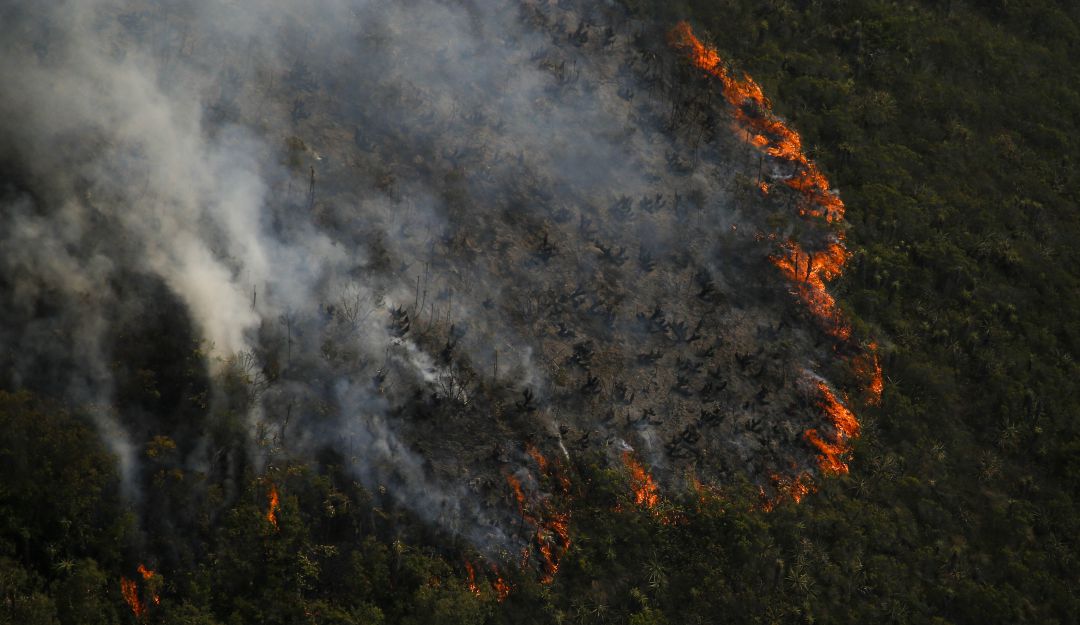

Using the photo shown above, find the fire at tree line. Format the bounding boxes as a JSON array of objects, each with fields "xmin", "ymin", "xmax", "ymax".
[{"xmin": 1, "ymin": 0, "xmax": 1079, "ymax": 624}]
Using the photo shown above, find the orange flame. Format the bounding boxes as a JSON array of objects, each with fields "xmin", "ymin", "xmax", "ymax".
[
  {"xmin": 774, "ymin": 472, "xmax": 814, "ymax": 504},
  {"xmin": 504, "ymin": 456, "xmax": 572, "ymax": 585},
  {"xmin": 670, "ymin": 22, "xmax": 852, "ymax": 336},
  {"xmin": 670, "ymin": 21, "xmax": 885, "ymax": 499},
  {"xmin": 621, "ymin": 451, "xmax": 660, "ymax": 509},
  {"xmin": 690, "ymin": 474, "xmax": 725, "ymax": 509},
  {"xmin": 506, "ymin": 473, "xmax": 527, "ymax": 510},
  {"xmin": 121, "ymin": 577, "xmax": 144, "ymax": 619},
  {"xmin": 802, "ymin": 382, "xmax": 861, "ymax": 474},
  {"xmin": 493, "ymin": 576, "xmax": 512, "ymax": 602},
  {"xmin": 760, "ymin": 472, "xmax": 816, "ymax": 511},
  {"xmin": 669, "ymin": 22, "xmax": 845, "ymax": 224},
  {"xmin": 818, "ymin": 381, "xmax": 860, "ymax": 440},
  {"xmin": 136, "ymin": 564, "xmax": 160, "ymax": 606},
  {"xmin": 266, "ymin": 484, "xmax": 280, "ymax": 529},
  {"xmin": 769, "ymin": 240, "xmax": 852, "ymax": 340},
  {"xmin": 854, "ymin": 343, "xmax": 884, "ymax": 406},
  {"xmin": 121, "ymin": 563, "xmax": 160, "ymax": 619},
  {"xmin": 464, "ymin": 561, "xmax": 481, "ymax": 596},
  {"xmin": 525, "ymin": 443, "xmax": 548, "ymax": 473}
]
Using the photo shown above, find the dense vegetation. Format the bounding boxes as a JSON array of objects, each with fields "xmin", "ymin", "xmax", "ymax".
[{"xmin": 2, "ymin": 1, "xmax": 1078, "ymax": 623}]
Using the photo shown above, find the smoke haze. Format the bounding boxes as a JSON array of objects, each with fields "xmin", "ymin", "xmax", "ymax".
[{"xmin": 0, "ymin": 0, "xmax": 851, "ymax": 564}]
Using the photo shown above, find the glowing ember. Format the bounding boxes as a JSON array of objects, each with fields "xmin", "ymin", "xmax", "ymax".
[
  {"xmin": 622, "ymin": 451, "xmax": 660, "ymax": 509},
  {"xmin": 493, "ymin": 576, "xmax": 512, "ymax": 602},
  {"xmin": 266, "ymin": 484, "xmax": 280, "ymax": 529}
]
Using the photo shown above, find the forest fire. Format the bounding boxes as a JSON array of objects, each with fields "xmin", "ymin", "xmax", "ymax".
[
  {"xmin": 670, "ymin": 19, "xmax": 851, "ymax": 330},
  {"xmin": 464, "ymin": 559, "xmax": 518, "ymax": 600},
  {"xmin": 802, "ymin": 381, "xmax": 861, "ymax": 474},
  {"xmin": 121, "ymin": 564, "xmax": 159, "ymax": 618},
  {"xmin": 670, "ymin": 21, "xmax": 886, "ymax": 496},
  {"xmin": 622, "ymin": 451, "xmax": 660, "ymax": 509},
  {"xmin": 121, "ymin": 576, "xmax": 144, "ymax": 619},
  {"xmin": 770, "ymin": 240, "xmax": 852, "ymax": 340},
  {"xmin": 855, "ymin": 344, "xmax": 885, "ymax": 406},
  {"xmin": 464, "ymin": 561, "xmax": 481, "ymax": 596},
  {"xmin": 779, "ymin": 473, "xmax": 813, "ymax": 503},
  {"xmin": 669, "ymin": 22, "xmax": 846, "ymax": 223},
  {"xmin": 818, "ymin": 381, "xmax": 860, "ymax": 441},
  {"xmin": 138, "ymin": 564, "xmax": 161, "ymax": 606},
  {"xmin": 760, "ymin": 472, "xmax": 816, "ymax": 511},
  {"xmin": 503, "ymin": 449, "xmax": 572, "ymax": 585},
  {"xmin": 493, "ymin": 576, "xmax": 512, "ymax": 602},
  {"xmin": 266, "ymin": 484, "xmax": 280, "ymax": 529},
  {"xmin": 526, "ymin": 443, "xmax": 548, "ymax": 473},
  {"xmin": 690, "ymin": 474, "xmax": 723, "ymax": 507}
]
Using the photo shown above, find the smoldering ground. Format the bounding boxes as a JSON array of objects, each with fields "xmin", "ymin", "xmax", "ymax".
[{"xmin": 0, "ymin": 0, "xmax": 851, "ymax": 569}]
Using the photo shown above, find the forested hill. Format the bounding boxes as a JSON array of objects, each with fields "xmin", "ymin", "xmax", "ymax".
[{"xmin": 1, "ymin": 1, "xmax": 1078, "ymax": 624}]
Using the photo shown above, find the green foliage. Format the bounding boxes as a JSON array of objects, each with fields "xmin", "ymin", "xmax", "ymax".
[
  {"xmin": 0, "ymin": 392, "xmax": 130, "ymax": 573},
  {"xmin": 53, "ymin": 559, "xmax": 119, "ymax": 625},
  {"xmin": 0, "ymin": 557, "xmax": 58, "ymax": 625}
]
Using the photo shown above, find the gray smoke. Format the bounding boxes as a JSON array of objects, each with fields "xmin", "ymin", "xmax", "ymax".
[{"xmin": 0, "ymin": 0, "xmax": 848, "ymax": 560}]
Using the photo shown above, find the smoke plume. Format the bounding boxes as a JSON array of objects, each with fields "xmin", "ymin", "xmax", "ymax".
[{"xmin": 0, "ymin": 0, "xmax": 855, "ymax": 566}]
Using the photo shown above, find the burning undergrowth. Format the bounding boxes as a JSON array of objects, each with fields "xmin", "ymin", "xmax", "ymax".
[{"xmin": 0, "ymin": 0, "xmax": 880, "ymax": 589}]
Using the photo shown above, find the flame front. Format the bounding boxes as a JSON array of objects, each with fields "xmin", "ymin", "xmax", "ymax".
[
  {"xmin": 670, "ymin": 22, "xmax": 886, "ymax": 493},
  {"xmin": 800, "ymin": 381, "xmax": 861, "ymax": 474},
  {"xmin": 770, "ymin": 240, "xmax": 852, "ymax": 340},
  {"xmin": 669, "ymin": 22, "xmax": 845, "ymax": 224}
]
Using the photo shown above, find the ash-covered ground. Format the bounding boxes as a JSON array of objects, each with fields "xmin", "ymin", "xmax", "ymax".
[{"xmin": 0, "ymin": 0, "xmax": 851, "ymax": 568}]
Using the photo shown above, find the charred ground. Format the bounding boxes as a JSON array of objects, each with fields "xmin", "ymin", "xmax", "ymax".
[{"xmin": 2, "ymin": 0, "xmax": 858, "ymax": 565}]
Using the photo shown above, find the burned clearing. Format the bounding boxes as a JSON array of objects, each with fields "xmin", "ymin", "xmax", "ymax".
[
  {"xmin": 0, "ymin": 0, "xmax": 863, "ymax": 576},
  {"xmin": 250, "ymin": 0, "xmax": 860, "ymax": 562}
]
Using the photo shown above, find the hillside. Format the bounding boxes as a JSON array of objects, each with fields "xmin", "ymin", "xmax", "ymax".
[{"xmin": 0, "ymin": 1, "xmax": 1077, "ymax": 624}]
